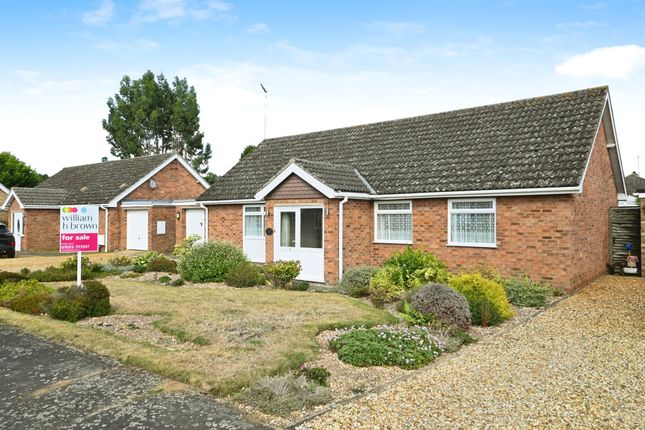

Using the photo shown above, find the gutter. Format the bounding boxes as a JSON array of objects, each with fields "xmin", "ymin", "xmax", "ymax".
[
  {"xmin": 100, "ymin": 206, "xmax": 109, "ymax": 252},
  {"xmin": 338, "ymin": 196, "xmax": 348, "ymax": 280}
]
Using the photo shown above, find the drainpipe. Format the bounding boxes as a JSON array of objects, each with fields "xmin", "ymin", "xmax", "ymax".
[
  {"xmin": 100, "ymin": 206, "xmax": 109, "ymax": 252},
  {"xmin": 338, "ymin": 196, "xmax": 349, "ymax": 281},
  {"xmin": 198, "ymin": 203, "xmax": 209, "ymax": 241}
]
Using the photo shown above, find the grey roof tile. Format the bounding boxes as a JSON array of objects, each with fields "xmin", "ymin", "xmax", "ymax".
[
  {"xmin": 292, "ymin": 159, "xmax": 374, "ymax": 194},
  {"xmin": 198, "ymin": 86, "xmax": 608, "ymax": 201},
  {"xmin": 12, "ymin": 187, "xmax": 69, "ymax": 206},
  {"xmin": 625, "ymin": 172, "xmax": 645, "ymax": 195}
]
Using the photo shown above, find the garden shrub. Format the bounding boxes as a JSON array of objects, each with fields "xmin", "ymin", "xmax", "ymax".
[
  {"xmin": 178, "ymin": 241, "xmax": 248, "ymax": 282},
  {"xmin": 120, "ymin": 272, "xmax": 142, "ymax": 279},
  {"xmin": 0, "ymin": 280, "xmax": 53, "ymax": 315},
  {"xmin": 383, "ymin": 247, "xmax": 450, "ymax": 289},
  {"xmin": 503, "ymin": 277, "xmax": 551, "ymax": 307},
  {"xmin": 330, "ymin": 326, "xmax": 443, "ymax": 369},
  {"xmin": 299, "ymin": 365, "xmax": 331, "ymax": 386},
  {"xmin": 264, "ymin": 260, "xmax": 301, "ymax": 289},
  {"xmin": 339, "ymin": 266, "xmax": 378, "ymax": 297},
  {"xmin": 173, "ymin": 234, "xmax": 202, "ymax": 257},
  {"xmin": 240, "ymin": 374, "xmax": 331, "ymax": 416},
  {"xmin": 145, "ymin": 256, "xmax": 177, "ymax": 273},
  {"xmin": 132, "ymin": 251, "xmax": 162, "ymax": 268},
  {"xmin": 469, "ymin": 264, "xmax": 505, "ymax": 284},
  {"xmin": 29, "ymin": 266, "xmax": 96, "ymax": 282},
  {"xmin": 400, "ymin": 301, "xmax": 435, "ymax": 326},
  {"xmin": 290, "ymin": 280, "xmax": 310, "ymax": 291},
  {"xmin": 49, "ymin": 281, "xmax": 110, "ymax": 321},
  {"xmin": 158, "ymin": 275, "xmax": 172, "ymax": 284},
  {"xmin": 49, "ymin": 296, "xmax": 86, "ymax": 322},
  {"xmin": 0, "ymin": 279, "xmax": 53, "ymax": 303},
  {"xmin": 0, "ymin": 271, "xmax": 28, "ymax": 285},
  {"xmin": 108, "ymin": 255, "xmax": 133, "ymax": 267},
  {"xmin": 82, "ymin": 280, "xmax": 111, "ymax": 317},
  {"xmin": 170, "ymin": 278, "xmax": 185, "ymax": 287},
  {"xmin": 132, "ymin": 264, "xmax": 146, "ymax": 273},
  {"xmin": 20, "ymin": 267, "xmax": 30, "ymax": 276},
  {"xmin": 369, "ymin": 266, "xmax": 405, "ymax": 307},
  {"xmin": 60, "ymin": 255, "xmax": 91, "ymax": 271},
  {"xmin": 225, "ymin": 263, "xmax": 264, "ymax": 288},
  {"xmin": 410, "ymin": 283, "xmax": 471, "ymax": 330},
  {"xmin": 448, "ymin": 274, "xmax": 513, "ymax": 326}
]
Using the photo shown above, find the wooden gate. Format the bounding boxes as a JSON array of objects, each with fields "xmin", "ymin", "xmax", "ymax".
[{"xmin": 609, "ymin": 207, "xmax": 641, "ymax": 275}]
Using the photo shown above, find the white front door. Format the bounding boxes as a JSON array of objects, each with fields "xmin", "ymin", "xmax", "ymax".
[
  {"xmin": 274, "ymin": 206, "xmax": 324, "ymax": 282},
  {"xmin": 126, "ymin": 210, "xmax": 148, "ymax": 250},
  {"xmin": 244, "ymin": 205, "xmax": 266, "ymax": 263},
  {"xmin": 185, "ymin": 209, "xmax": 205, "ymax": 240},
  {"xmin": 12, "ymin": 212, "xmax": 24, "ymax": 251}
]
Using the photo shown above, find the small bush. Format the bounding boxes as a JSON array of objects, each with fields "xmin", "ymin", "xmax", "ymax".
[
  {"xmin": 49, "ymin": 296, "xmax": 86, "ymax": 322},
  {"xmin": 132, "ymin": 264, "xmax": 146, "ymax": 274},
  {"xmin": 132, "ymin": 251, "xmax": 162, "ymax": 267},
  {"xmin": 170, "ymin": 278, "xmax": 185, "ymax": 287},
  {"xmin": 330, "ymin": 326, "xmax": 443, "ymax": 369},
  {"xmin": 108, "ymin": 255, "xmax": 133, "ymax": 267},
  {"xmin": 145, "ymin": 256, "xmax": 177, "ymax": 273},
  {"xmin": 0, "ymin": 280, "xmax": 53, "ymax": 315},
  {"xmin": 225, "ymin": 263, "xmax": 264, "ymax": 288},
  {"xmin": 179, "ymin": 241, "xmax": 248, "ymax": 282},
  {"xmin": 83, "ymin": 280, "xmax": 111, "ymax": 317},
  {"xmin": 291, "ymin": 280, "xmax": 310, "ymax": 291},
  {"xmin": 300, "ymin": 365, "xmax": 331, "ymax": 386},
  {"xmin": 449, "ymin": 274, "xmax": 513, "ymax": 326},
  {"xmin": 60, "ymin": 255, "xmax": 91, "ymax": 271},
  {"xmin": 20, "ymin": 267, "xmax": 30, "ymax": 276},
  {"xmin": 30, "ymin": 266, "xmax": 97, "ymax": 282},
  {"xmin": 120, "ymin": 272, "xmax": 142, "ymax": 279},
  {"xmin": 339, "ymin": 266, "xmax": 378, "ymax": 297},
  {"xmin": 158, "ymin": 275, "xmax": 172, "ymax": 284},
  {"xmin": 410, "ymin": 283, "xmax": 471, "ymax": 330},
  {"xmin": 400, "ymin": 301, "xmax": 435, "ymax": 326},
  {"xmin": 503, "ymin": 277, "xmax": 551, "ymax": 307},
  {"xmin": 0, "ymin": 271, "xmax": 28, "ymax": 285},
  {"xmin": 173, "ymin": 234, "xmax": 202, "ymax": 257},
  {"xmin": 240, "ymin": 374, "xmax": 331, "ymax": 416},
  {"xmin": 369, "ymin": 266, "xmax": 405, "ymax": 307},
  {"xmin": 0, "ymin": 279, "xmax": 53, "ymax": 303},
  {"xmin": 265, "ymin": 260, "xmax": 301, "ymax": 289},
  {"xmin": 383, "ymin": 247, "xmax": 450, "ymax": 289}
]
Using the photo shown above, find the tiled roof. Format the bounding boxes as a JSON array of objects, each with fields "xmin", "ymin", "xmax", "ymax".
[
  {"xmin": 12, "ymin": 187, "xmax": 69, "ymax": 206},
  {"xmin": 36, "ymin": 153, "xmax": 174, "ymax": 204},
  {"xmin": 625, "ymin": 172, "xmax": 645, "ymax": 195},
  {"xmin": 293, "ymin": 159, "xmax": 374, "ymax": 194},
  {"xmin": 198, "ymin": 86, "xmax": 608, "ymax": 201}
]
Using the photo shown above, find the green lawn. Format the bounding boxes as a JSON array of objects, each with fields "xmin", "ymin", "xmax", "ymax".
[{"xmin": 0, "ymin": 278, "xmax": 395, "ymax": 395}]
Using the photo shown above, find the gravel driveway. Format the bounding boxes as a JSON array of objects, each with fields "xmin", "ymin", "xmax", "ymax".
[{"xmin": 298, "ymin": 276, "xmax": 645, "ymax": 429}]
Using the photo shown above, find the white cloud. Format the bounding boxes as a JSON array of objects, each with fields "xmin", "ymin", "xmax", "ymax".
[
  {"xmin": 136, "ymin": 38, "xmax": 160, "ymax": 50},
  {"xmin": 208, "ymin": 0, "xmax": 233, "ymax": 12},
  {"xmin": 14, "ymin": 70, "xmax": 39, "ymax": 81},
  {"xmin": 247, "ymin": 22, "xmax": 268, "ymax": 34},
  {"xmin": 82, "ymin": 0, "xmax": 115, "ymax": 26},
  {"xmin": 555, "ymin": 45, "xmax": 645, "ymax": 79},
  {"xmin": 138, "ymin": 0, "xmax": 186, "ymax": 22},
  {"xmin": 362, "ymin": 21, "xmax": 426, "ymax": 37},
  {"xmin": 136, "ymin": 0, "xmax": 234, "ymax": 22}
]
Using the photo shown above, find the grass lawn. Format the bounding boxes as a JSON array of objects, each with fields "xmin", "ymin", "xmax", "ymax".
[{"xmin": 0, "ymin": 278, "xmax": 395, "ymax": 395}]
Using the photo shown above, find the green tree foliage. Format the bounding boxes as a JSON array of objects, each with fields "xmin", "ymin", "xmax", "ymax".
[
  {"xmin": 0, "ymin": 152, "xmax": 47, "ymax": 187},
  {"xmin": 102, "ymin": 71, "xmax": 212, "ymax": 174},
  {"xmin": 240, "ymin": 144, "xmax": 256, "ymax": 160}
]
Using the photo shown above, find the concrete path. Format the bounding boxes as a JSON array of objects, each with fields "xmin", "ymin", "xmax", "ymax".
[
  {"xmin": 299, "ymin": 276, "xmax": 645, "ymax": 429},
  {"xmin": 0, "ymin": 324, "xmax": 269, "ymax": 430}
]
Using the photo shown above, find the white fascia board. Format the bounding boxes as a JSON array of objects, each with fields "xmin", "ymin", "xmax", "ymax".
[
  {"xmin": 604, "ymin": 94, "xmax": 627, "ymax": 194},
  {"xmin": 23, "ymin": 205, "xmax": 61, "ymax": 209},
  {"xmin": 2, "ymin": 190, "xmax": 23, "ymax": 210},
  {"xmin": 121, "ymin": 199, "xmax": 196, "ymax": 207},
  {"xmin": 199, "ymin": 199, "xmax": 263, "ymax": 205},
  {"xmin": 254, "ymin": 162, "xmax": 337, "ymax": 200},
  {"xmin": 174, "ymin": 155, "xmax": 210, "ymax": 188},
  {"xmin": 358, "ymin": 186, "xmax": 581, "ymax": 200},
  {"xmin": 0, "ymin": 183, "xmax": 9, "ymax": 195}
]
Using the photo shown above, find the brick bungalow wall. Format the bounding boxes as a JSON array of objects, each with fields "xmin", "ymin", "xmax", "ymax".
[{"xmin": 206, "ymin": 124, "xmax": 617, "ymax": 290}]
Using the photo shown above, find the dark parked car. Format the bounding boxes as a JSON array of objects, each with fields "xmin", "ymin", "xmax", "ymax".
[{"xmin": 0, "ymin": 223, "xmax": 15, "ymax": 258}]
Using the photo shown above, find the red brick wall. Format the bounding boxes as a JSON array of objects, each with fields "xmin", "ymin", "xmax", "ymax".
[
  {"xmin": 208, "ymin": 205, "xmax": 243, "ymax": 248},
  {"xmin": 149, "ymin": 207, "xmax": 176, "ymax": 253},
  {"xmin": 126, "ymin": 159, "xmax": 206, "ymax": 201}
]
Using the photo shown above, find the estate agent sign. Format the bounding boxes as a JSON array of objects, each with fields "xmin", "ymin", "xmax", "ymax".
[{"xmin": 60, "ymin": 206, "xmax": 99, "ymax": 253}]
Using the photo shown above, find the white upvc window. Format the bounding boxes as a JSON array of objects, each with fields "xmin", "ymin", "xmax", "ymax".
[
  {"xmin": 374, "ymin": 201, "xmax": 413, "ymax": 243},
  {"xmin": 243, "ymin": 205, "xmax": 265, "ymax": 238},
  {"xmin": 448, "ymin": 198, "xmax": 496, "ymax": 248}
]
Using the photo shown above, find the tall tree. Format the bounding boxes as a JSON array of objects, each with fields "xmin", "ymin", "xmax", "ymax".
[
  {"xmin": 102, "ymin": 71, "xmax": 212, "ymax": 174},
  {"xmin": 0, "ymin": 152, "xmax": 47, "ymax": 188},
  {"xmin": 240, "ymin": 144, "xmax": 256, "ymax": 160}
]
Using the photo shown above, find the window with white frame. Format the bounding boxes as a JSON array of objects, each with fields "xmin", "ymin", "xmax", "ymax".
[
  {"xmin": 448, "ymin": 199, "xmax": 496, "ymax": 247},
  {"xmin": 244, "ymin": 205, "xmax": 265, "ymax": 238},
  {"xmin": 375, "ymin": 201, "xmax": 412, "ymax": 243}
]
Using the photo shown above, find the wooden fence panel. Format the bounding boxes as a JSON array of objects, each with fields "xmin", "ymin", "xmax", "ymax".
[{"xmin": 609, "ymin": 207, "xmax": 641, "ymax": 274}]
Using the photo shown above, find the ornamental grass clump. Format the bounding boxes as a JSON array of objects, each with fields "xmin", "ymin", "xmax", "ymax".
[
  {"xmin": 410, "ymin": 283, "xmax": 471, "ymax": 330},
  {"xmin": 178, "ymin": 241, "xmax": 248, "ymax": 282},
  {"xmin": 240, "ymin": 374, "xmax": 331, "ymax": 416},
  {"xmin": 449, "ymin": 273, "xmax": 513, "ymax": 326},
  {"xmin": 330, "ymin": 325, "xmax": 443, "ymax": 369}
]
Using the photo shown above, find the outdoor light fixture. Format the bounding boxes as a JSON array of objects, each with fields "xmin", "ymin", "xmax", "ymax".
[{"xmin": 176, "ymin": 212, "xmax": 180, "ymax": 220}]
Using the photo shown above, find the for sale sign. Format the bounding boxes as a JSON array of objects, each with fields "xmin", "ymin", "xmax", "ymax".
[{"xmin": 60, "ymin": 206, "xmax": 100, "ymax": 253}]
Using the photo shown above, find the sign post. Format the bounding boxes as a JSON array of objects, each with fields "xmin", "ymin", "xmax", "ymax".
[{"xmin": 60, "ymin": 205, "xmax": 99, "ymax": 287}]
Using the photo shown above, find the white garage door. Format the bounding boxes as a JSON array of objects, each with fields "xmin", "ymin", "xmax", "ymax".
[
  {"xmin": 126, "ymin": 210, "xmax": 148, "ymax": 250},
  {"xmin": 185, "ymin": 209, "xmax": 205, "ymax": 240}
]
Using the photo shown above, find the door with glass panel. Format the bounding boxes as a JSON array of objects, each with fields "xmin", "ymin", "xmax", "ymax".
[
  {"xmin": 243, "ymin": 205, "xmax": 266, "ymax": 263},
  {"xmin": 274, "ymin": 206, "xmax": 324, "ymax": 282}
]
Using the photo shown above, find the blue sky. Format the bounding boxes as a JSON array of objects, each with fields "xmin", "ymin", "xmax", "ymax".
[{"xmin": 1, "ymin": 0, "xmax": 644, "ymax": 177}]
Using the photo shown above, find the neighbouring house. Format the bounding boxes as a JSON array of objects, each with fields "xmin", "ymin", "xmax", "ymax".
[
  {"xmin": 0, "ymin": 183, "xmax": 8, "ymax": 224},
  {"xmin": 1, "ymin": 153, "xmax": 209, "ymax": 253},
  {"xmin": 197, "ymin": 86, "xmax": 627, "ymax": 291},
  {"xmin": 625, "ymin": 171, "xmax": 645, "ymax": 196}
]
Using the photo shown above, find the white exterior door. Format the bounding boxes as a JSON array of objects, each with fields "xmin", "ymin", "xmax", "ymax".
[
  {"xmin": 185, "ymin": 209, "xmax": 205, "ymax": 240},
  {"xmin": 12, "ymin": 212, "xmax": 24, "ymax": 251},
  {"xmin": 243, "ymin": 205, "xmax": 265, "ymax": 263},
  {"xmin": 274, "ymin": 206, "xmax": 324, "ymax": 283},
  {"xmin": 126, "ymin": 210, "xmax": 148, "ymax": 250}
]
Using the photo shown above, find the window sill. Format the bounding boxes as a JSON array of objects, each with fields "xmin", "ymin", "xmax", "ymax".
[
  {"xmin": 373, "ymin": 240, "xmax": 413, "ymax": 245},
  {"xmin": 447, "ymin": 242, "xmax": 497, "ymax": 249}
]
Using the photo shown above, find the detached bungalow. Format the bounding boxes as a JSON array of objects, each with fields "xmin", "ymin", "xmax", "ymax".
[
  {"xmin": 2, "ymin": 153, "xmax": 209, "ymax": 253},
  {"xmin": 198, "ymin": 86, "xmax": 626, "ymax": 291}
]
